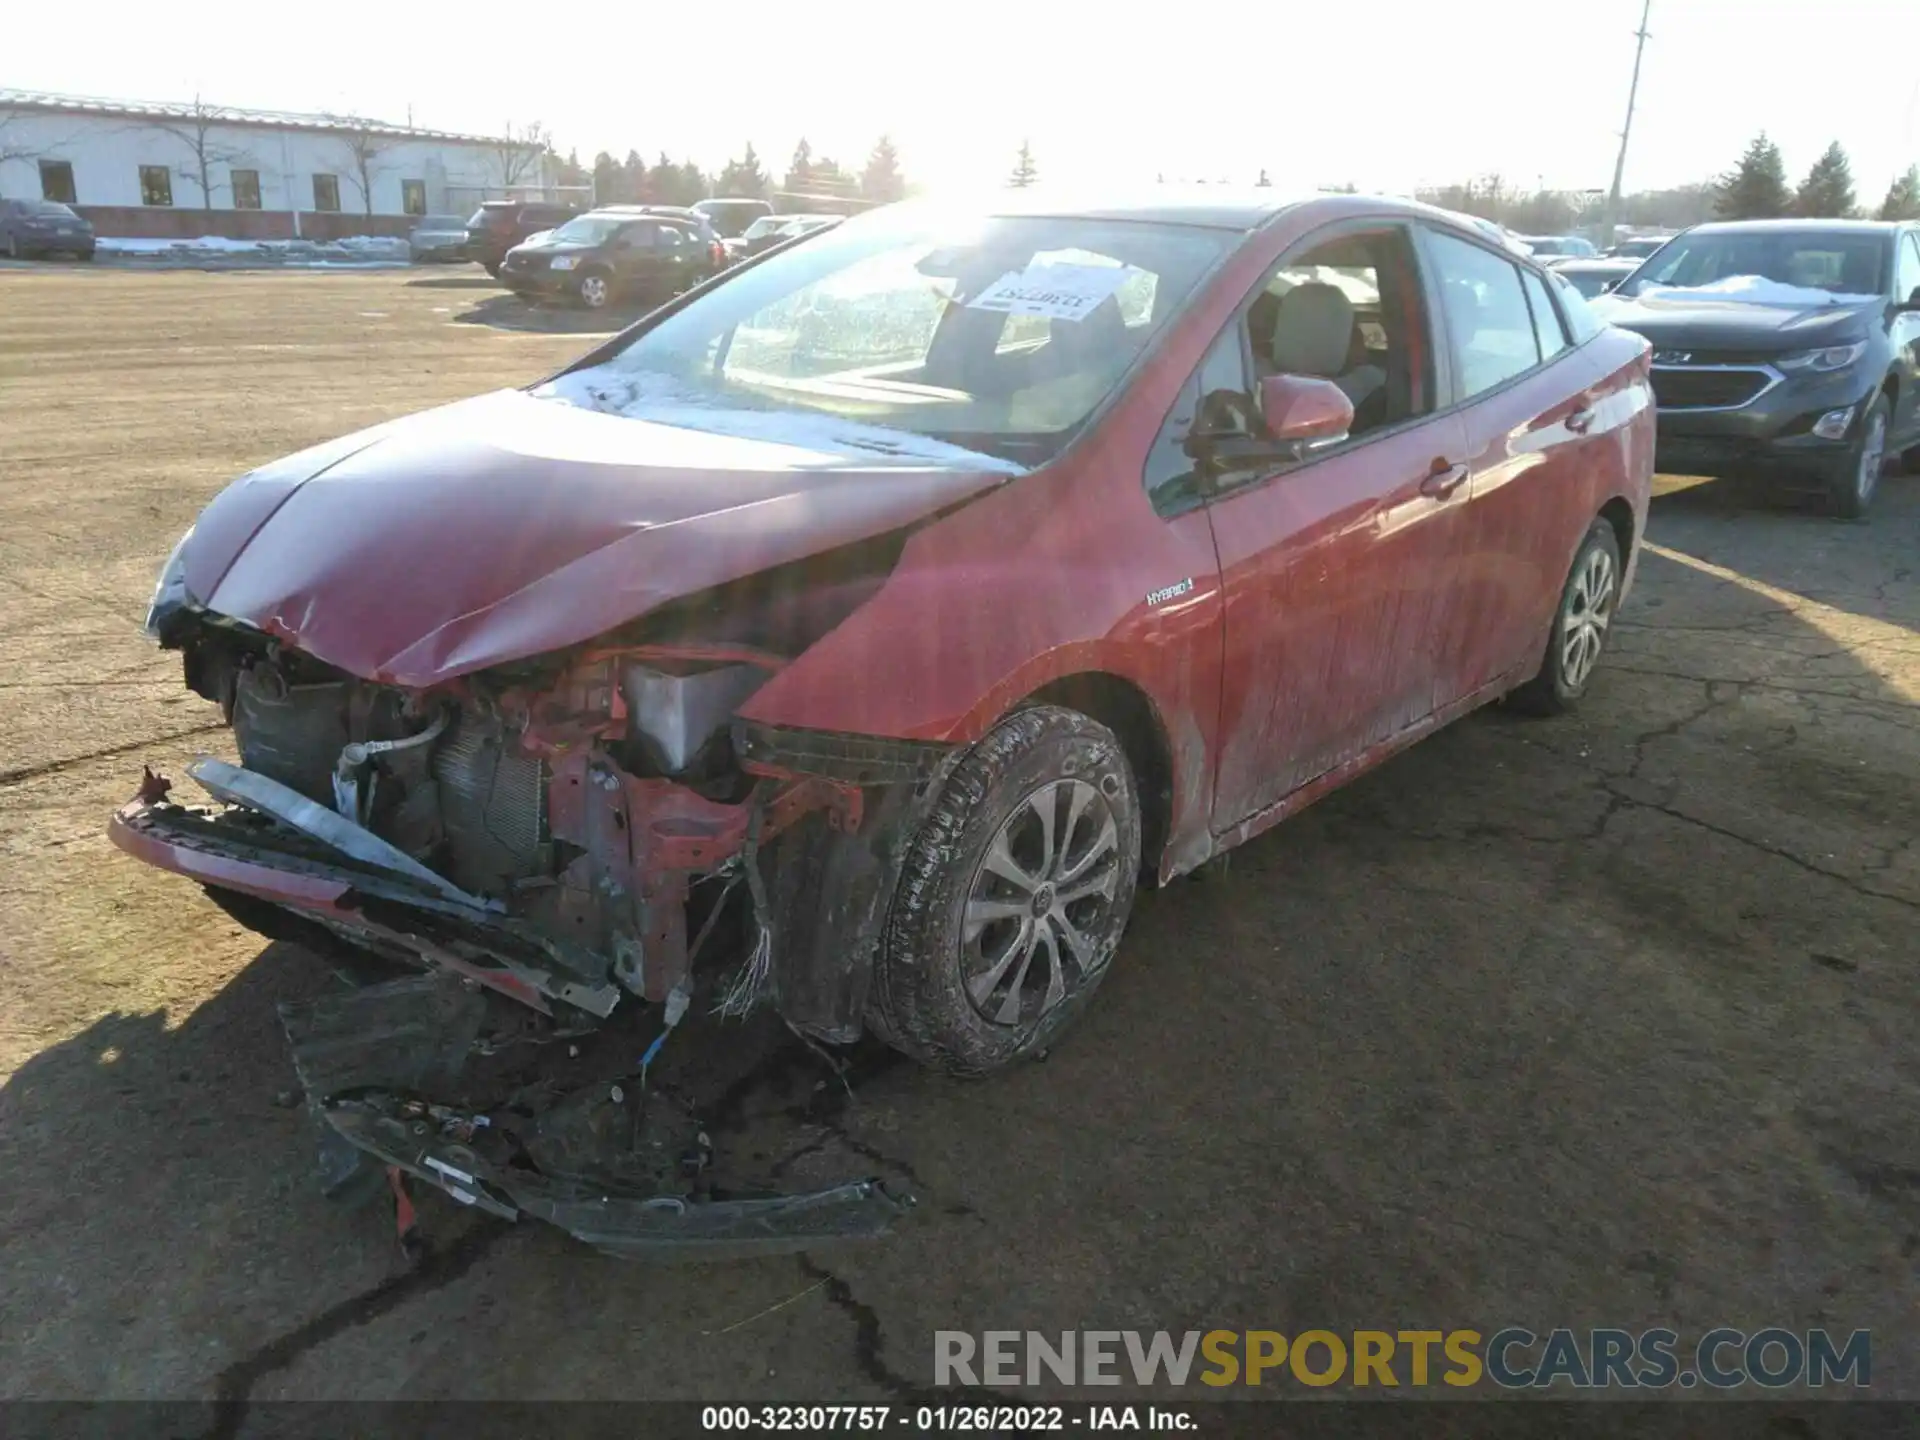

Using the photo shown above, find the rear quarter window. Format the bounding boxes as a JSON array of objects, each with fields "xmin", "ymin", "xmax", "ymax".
[{"xmin": 1546, "ymin": 269, "xmax": 1608, "ymax": 345}]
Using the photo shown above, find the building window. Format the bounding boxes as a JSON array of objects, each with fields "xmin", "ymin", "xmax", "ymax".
[
  {"xmin": 139, "ymin": 165, "xmax": 174, "ymax": 207},
  {"xmin": 231, "ymin": 169, "xmax": 262, "ymax": 210},
  {"xmin": 39, "ymin": 160, "xmax": 77, "ymax": 204},
  {"xmin": 401, "ymin": 179, "xmax": 427, "ymax": 216},
  {"xmin": 312, "ymin": 174, "xmax": 340, "ymax": 212}
]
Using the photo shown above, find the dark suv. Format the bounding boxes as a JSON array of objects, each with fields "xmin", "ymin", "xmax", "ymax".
[
  {"xmin": 499, "ymin": 208, "xmax": 723, "ymax": 309},
  {"xmin": 465, "ymin": 201, "xmax": 583, "ymax": 276},
  {"xmin": 1596, "ymin": 219, "xmax": 1920, "ymax": 517}
]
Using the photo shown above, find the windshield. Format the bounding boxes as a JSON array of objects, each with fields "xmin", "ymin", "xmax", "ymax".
[
  {"xmin": 535, "ymin": 206, "xmax": 1233, "ymax": 464},
  {"xmin": 1614, "ymin": 238, "xmax": 1665, "ymax": 258},
  {"xmin": 26, "ymin": 201, "xmax": 78, "ymax": 218},
  {"xmin": 741, "ymin": 217, "xmax": 785, "ymax": 241},
  {"xmin": 418, "ymin": 215, "xmax": 465, "ymax": 229},
  {"xmin": 550, "ymin": 215, "xmax": 630, "ymax": 244},
  {"xmin": 1620, "ymin": 230, "xmax": 1889, "ymax": 300}
]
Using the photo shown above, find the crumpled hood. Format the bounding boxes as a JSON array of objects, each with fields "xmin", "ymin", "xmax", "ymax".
[
  {"xmin": 182, "ymin": 388, "xmax": 1021, "ymax": 686},
  {"xmin": 1592, "ymin": 290, "xmax": 1877, "ymax": 350}
]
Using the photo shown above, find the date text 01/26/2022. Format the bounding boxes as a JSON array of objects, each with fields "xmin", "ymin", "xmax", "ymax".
[{"xmin": 701, "ymin": 1404, "xmax": 1195, "ymax": 1431}]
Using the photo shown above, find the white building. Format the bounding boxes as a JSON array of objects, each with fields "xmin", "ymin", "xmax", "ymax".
[{"xmin": 0, "ymin": 89, "xmax": 555, "ymax": 238}]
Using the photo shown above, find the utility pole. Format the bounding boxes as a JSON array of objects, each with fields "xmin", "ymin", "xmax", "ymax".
[{"xmin": 1602, "ymin": 0, "xmax": 1652, "ymax": 242}]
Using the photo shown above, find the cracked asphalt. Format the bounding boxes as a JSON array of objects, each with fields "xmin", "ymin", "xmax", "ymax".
[{"xmin": 1, "ymin": 268, "xmax": 1916, "ymax": 1412}]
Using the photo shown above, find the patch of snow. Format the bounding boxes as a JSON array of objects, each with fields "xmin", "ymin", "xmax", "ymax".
[
  {"xmin": 96, "ymin": 234, "xmax": 410, "ymax": 267},
  {"xmin": 532, "ymin": 366, "xmax": 1027, "ymax": 474},
  {"xmin": 1639, "ymin": 274, "xmax": 1882, "ymax": 307}
]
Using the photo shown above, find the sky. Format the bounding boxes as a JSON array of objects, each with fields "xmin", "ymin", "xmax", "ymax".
[{"xmin": 9, "ymin": 0, "xmax": 1920, "ymax": 202}]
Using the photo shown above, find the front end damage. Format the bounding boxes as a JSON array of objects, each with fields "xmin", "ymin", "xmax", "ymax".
[{"xmin": 112, "ymin": 613, "xmax": 944, "ymax": 1256}]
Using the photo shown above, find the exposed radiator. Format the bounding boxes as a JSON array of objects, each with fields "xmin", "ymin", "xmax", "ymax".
[{"xmin": 432, "ymin": 715, "xmax": 549, "ymax": 899}]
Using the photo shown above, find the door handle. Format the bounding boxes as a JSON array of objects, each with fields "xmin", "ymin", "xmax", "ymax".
[
  {"xmin": 1421, "ymin": 461, "xmax": 1470, "ymax": 498},
  {"xmin": 1566, "ymin": 406, "xmax": 1596, "ymax": 434}
]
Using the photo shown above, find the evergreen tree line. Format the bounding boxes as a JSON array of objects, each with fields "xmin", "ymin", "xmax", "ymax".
[
  {"xmin": 543, "ymin": 137, "xmax": 1051, "ymax": 206},
  {"xmin": 1714, "ymin": 134, "xmax": 1918, "ymax": 222},
  {"xmin": 542, "ymin": 134, "xmax": 924, "ymax": 207}
]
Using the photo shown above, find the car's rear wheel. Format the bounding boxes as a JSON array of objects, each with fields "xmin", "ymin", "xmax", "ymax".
[
  {"xmin": 1508, "ymin": 518, "xmax": 1622, "ymax": 716},
  {"xmin": 1832, "ymin": 394, "xmax": 1888, "ymax": 519},
  {"xmin": 870, "ymin": 705, "xmax": 1141, "ymax": 1077},
  {"xmin": 575, "ymin": 269, "xmax": 612, "ymax": 309}
]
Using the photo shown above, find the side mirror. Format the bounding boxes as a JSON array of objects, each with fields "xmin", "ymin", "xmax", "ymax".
[
  {"xmin": 1259, "ymin": 373, "xmax": 1355, "ymax": 446},
  {"xmin": 1901, "ymin": 286, "xmax": 1920, "ymax": 313}
]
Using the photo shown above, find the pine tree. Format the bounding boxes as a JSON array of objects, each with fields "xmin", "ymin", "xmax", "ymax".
[
  {"xmin": 715, "ymin": 144, "xmax": 769, "ymax": 199},
  {"xmin": 1715, "ymin": 133, "xmax": 1791, "ymax": 219},
  {"xmin": 679, "ymin": 160, "xmax": 708, "ymax": 204},
  {"xmin": 591, "ymin": 151, "xmax": 620, "ymax": 204},
  {"xmin": 647, "ymin": 152, "xmax": 681, "ymax": 205},
  {"xmin": 1009, "ymin": 140, "xmax": 1037, "ymax": 189},
  {"xmin": 622, "ymin": 150, "xmax": 647, "ymax": 201},
  {"xmin": 1876, "ymin": 164, "xmax": 1920, "ymax": 221},
  {"xmin": 785, "ymin": 138, "xmax": 815, "ymax": 195},
  {"xmin": 861, "ymin": 134, "xmax": 905, "ymax": 203},
  {"xmin": 1795, "ymin": 141, "xmax": 1857, "ymax": 218}
]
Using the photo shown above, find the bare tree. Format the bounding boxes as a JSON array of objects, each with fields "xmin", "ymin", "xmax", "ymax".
[
  {"xmin": 147, "ymin": 95, "xmax": 253, "ymax": 210},
  {"xmin": 493, "ymin": 120, "xmax": 549, "ymax": 192},
  {"xmin": 327, "ymin": 118, "xmax": 394, "ymax": 216},
  {"xmin": 0, "ymin": 104, "xmax": 37, "ymax": 169}
]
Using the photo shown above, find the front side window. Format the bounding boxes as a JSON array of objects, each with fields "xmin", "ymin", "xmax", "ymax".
[
  {"xmin": 312, "ymin": 174, "xmax": 340, "ymax": 212},
  {"xmin": 536, "ymin": 208, "xmax": 1231, "ymax": 465},
  {"xmin": 39, "ymin": 160, "xmax": 76, "ymax": 204},
  {"xmin": 139, "ymin": 165, "xmax": 173, "ymax": 207},
  {"xmin": 1426, "ymin": 230, "xmax": 1541, "ymax": 400},
  {"xmin": 401, "ymin": 179, "xmax": 426, "ymax": 216},
  {"xmin": 1895, "ymin": 234, "xmax": 1920, "ymax": 304},
  {"xmin": 231, "ymin": 169, "xmax": 261, "ymax": 210}
]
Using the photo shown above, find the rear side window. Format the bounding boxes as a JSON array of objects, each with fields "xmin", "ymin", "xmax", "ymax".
[
  {"xmin": 1520, "ymin": 269, "xmax": 1569, "ymax": 361},
  {"xmin": 1426, "ymin": 230, "xmax": 1539, "ymax": 399}
]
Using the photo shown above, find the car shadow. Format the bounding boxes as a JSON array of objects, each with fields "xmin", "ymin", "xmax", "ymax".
[{"xmin": 450, "ymin": 293, "xmax": 644, "ymax": 335}]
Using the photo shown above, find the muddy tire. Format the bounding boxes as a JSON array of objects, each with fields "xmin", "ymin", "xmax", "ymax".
[
  {"xmin": 870, "ymin": 706, "xmax": 1141, "ymax": 1077},
  {"xmin": 1508, "ymin": 517, "xmax": 1623, "ymax": 717}
]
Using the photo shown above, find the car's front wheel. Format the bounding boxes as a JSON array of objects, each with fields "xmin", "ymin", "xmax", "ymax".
[
  {"xmin": 1833, "ymin": 393, "xmax": 1889, "ymax": 519},
  {"xmin": 870, "ymin": 705, "xmax": 1142, "ymax": 1076},
  {"xmin": 574, "ymin": 269, "xmax": 612, "ymax": 309},
  {"xmin": 1508, "ymin": 517, "xmax": 1622, "ymax": 716}
]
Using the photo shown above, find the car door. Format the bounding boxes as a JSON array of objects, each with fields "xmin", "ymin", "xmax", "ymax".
[
  {"xmin": 608, "ymin": 221, "xmax": 659, "ymax": 292},
  {"xmin": 1197, "ymin": 221, "xmax": 1476, "ymax": 830},
  {"xmin": 1417, "ymin": 225, "xmax": 1608, "ymax": 698}
]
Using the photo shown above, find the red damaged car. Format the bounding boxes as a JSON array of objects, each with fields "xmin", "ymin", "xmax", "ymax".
[{"xmin": 118, "ymin": 190, "xmax": 1651, "ymax": 1255}]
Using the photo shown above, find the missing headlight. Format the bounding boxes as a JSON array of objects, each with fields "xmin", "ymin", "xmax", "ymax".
[{"xmin": 621, "ymin": 663, "xmax": 767, "ymax": 776}]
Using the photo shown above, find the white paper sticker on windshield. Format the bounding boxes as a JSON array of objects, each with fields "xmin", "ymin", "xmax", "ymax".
[{"xmin": 966, "ymin": 263, "xmax": 1132, "ymax": 322}]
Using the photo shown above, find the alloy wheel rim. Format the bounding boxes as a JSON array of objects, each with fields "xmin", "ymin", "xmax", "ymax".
[
  {"xmin": 580, "ymin": 276, "xmax": 607, "ymax": 307},
  {"xmin": 1857, "ymin": 413, "xmax": 1886, "ymax": 503},
  {"xmin": 1561, "ymin": 545, "xmax": 1616, "ymax": 690},
  {"xmin": 962, "ymin": 777, "xmax": 1124, "ymax": 1028}
]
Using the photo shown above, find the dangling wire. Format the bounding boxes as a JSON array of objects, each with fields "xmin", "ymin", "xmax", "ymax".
[{"xmin": 715, "ymin": 787, "xmax": 775, "ymax": 1019}]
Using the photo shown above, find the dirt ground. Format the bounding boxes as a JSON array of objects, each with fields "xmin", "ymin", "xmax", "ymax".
[{"xmin": 1, "ymin": 265, "xmax": 1916, "ymax": 1410}]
